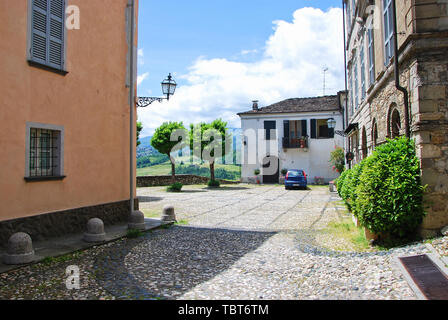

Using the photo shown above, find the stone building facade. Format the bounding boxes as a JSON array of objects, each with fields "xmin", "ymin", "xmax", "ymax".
[{"xmin": 343, "ymin": 0, "xmax": 448, "ymax": 237}]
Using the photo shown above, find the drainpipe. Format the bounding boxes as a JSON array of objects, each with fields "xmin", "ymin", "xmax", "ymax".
[
  {"xmin": 392, "ymin": 0, "xmax": 411, "ymax": 138},
  {"xmin": 128, "ymin": 0, "xmax": 136, "ymax": 215},
  {"xmin": 342, "ymin": 0, "xmax": 351, "ymax": 169}
]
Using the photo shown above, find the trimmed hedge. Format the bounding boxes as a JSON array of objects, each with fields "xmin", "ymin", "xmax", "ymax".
[
  {"xmin": 208, "ymin": 179, "xmax": 221, "ymax": 188},
  {"xmin": 167, "ymin": 182, "xmax": 183, "ymax": 192},
  {"xmin": 337, "ymin": 137, "xmax": 425, "ymax": 238}
]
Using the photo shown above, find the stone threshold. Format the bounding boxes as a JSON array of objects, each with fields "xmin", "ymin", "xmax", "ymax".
[{"xmin": 0, "ymin": 218, "xmax": 172, "ymax": 274}]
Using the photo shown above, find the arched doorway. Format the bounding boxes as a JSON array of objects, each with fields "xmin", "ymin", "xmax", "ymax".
[
  {"xmin": 371, "ymin": 119, "xmax": 378, "ymax": 149},
  {"xmin": 388, "ymin": 105, "xmax": 401, "ymax": 139},
  {"xmin": 361, "ymin": 127, "xmax": 368, "ymax": 159},
  {"xmin": 262, "ymin": 155, "xmax": 279, "ymax": 184}
]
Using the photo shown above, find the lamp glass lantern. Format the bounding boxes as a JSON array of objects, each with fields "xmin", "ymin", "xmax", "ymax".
[
  {"xmin": 327, "ymin": 118, "xmax": 336, "ymax": 129},
  {"xmin": 161, "ymin": 73, "xmax": 177, "ymax": 100}
]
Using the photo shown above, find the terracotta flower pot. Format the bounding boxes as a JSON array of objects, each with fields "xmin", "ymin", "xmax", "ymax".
[{"xmin": 364, "ymin": 227, "xmax": 378, "ymax": 241}]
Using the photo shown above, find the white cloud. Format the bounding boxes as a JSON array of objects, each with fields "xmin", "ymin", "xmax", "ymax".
[
  {"xmin": 138, "ymin": 48, "xmax": 144, "ymax": 65},
  {"xmin": 137, "ymin": 72, "xmax": 149, "ymax": 86},
  {"xmin": 138, "ymin": 7, "xmax": 344, "ymax": 137},
  {"xmin": 241, "ymin": 49, "xmax": 258, "ymax": 56}
]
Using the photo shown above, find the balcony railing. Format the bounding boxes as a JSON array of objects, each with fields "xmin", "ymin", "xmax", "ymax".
[{"xmin": 282, "ymin": 137, "xmax": 308, "ymax": 149}]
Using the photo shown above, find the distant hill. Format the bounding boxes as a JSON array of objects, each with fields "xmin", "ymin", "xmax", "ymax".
[
  {"xmin": 137, "ymin": 127, "xmax": 242, "ymax": 161},
  {"xmin": 137, "ymin": 136, "xmax": 159, "ymax": 158}
]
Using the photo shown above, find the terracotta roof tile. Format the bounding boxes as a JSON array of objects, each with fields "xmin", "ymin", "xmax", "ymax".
[{"xmin": 238, "ymin": 95, "xmax": 340, "ymax": 116}]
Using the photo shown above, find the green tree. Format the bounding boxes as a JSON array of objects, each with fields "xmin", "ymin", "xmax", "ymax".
[
  {"xmin": 136, "ymin": 121, "xmax": 143, "ymax": 147},
  {"xmin": 151, "ymin": 121, "xmax": 187, "ymax": 183},
  {"xmin": 189, "ymin": 119, "xmax": 231, "ymax": 182}
]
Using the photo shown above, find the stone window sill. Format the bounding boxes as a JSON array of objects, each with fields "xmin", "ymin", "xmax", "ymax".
[
  {"xmin": 27, "ymin": 60, "xmax": 68, "ymax": 76},
  {"xmin": 24, "ymin": 176, "xmax": 66, "ymax": 182}
]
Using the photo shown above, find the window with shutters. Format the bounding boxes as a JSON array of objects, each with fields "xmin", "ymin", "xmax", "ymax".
[
  {"xmin": 353, "ymin": 56, "xmax": 359, "ymax": 110},
  {"xmin": 367, "ymin": 27, "xmax": 375, "ymax": 86},
  {"xmin": 310, "ymin": 119, "xmax": 334, "ymax": 139},
  {"xmin": 360, "ymin": 37, "xmax": 366, "ymax": 101},
  {"xmin": 383, "ymin": 0, "xmax": 394, "ymax": 65},
  {"xmin": 282, "ymin": 120, "xmax": 308, "ymax": 148},
  {"xmin": 29, "ymin": 0, "xmax": 66, "ymax": 71},
  {"xmin": 264, "ymin": 121, "xmax": 276, "ymax": 140}
]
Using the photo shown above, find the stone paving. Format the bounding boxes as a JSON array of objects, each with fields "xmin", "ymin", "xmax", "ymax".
[{"xmin": 0, "ymin": 184, "xmax": 441, "ymax": 300}]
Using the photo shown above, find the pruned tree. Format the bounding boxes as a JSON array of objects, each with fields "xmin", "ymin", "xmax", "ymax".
[
  {"xmin": 151, "ymin": 122, "xmax": 187, "ymax": 183},
  {"xmin": 189, "ymin": 119, "xmax": 231, "ymax": 183}
]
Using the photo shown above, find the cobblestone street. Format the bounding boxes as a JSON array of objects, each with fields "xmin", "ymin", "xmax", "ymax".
[{"xmin": 0, "ymin": 185, "xmax": 438, "ymax": 300}]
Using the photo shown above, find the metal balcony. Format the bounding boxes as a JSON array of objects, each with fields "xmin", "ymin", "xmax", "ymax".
[{"xmin": 282, "ymin": 137, "xmax": 308, "ymax": 149}]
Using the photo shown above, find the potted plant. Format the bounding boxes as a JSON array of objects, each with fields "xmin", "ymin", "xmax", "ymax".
[
  {"xmin": 279, "ymin": 168, "xmax": 288, "ymax": 184},
  {"xmin": 254, "ymin": 169, "xmax": 261, "ymax": 184},
  {"xmin": 299, "ymin": 136, "xmax": 306, "ymax": 148}
]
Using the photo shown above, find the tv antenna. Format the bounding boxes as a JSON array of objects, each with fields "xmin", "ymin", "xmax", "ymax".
[{"xmin": 323, "ymin": 66, "xmax": 329, "ymax": 96}]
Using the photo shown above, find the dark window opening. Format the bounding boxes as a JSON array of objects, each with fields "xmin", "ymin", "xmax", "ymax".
[
  {"xmin": 264, "ymin": 121, "xmax": 276, "ymax": 140},
  {"xmin": 29, "ymin": 128, "xmax": 59, "ymax": 177}
]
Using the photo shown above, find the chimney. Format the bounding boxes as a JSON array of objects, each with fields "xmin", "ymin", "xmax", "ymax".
[{"xmin": 252, "ymin": 100, "xmax": 259, "ymax": 111}]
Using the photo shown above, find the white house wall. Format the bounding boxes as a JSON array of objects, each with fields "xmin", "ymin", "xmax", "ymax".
[{"xmin": 240, "ymin": 112, "xmax": 344, "ymax": 184}]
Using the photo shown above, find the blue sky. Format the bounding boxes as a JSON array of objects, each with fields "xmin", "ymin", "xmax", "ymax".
[{"xmin": 137, "ymin": 1, "xmax": 344, "ymax": 137}]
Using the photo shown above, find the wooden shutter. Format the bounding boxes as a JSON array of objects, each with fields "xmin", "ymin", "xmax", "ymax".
[
  {"xmin": 310, "ymin": 119, "xmax": 317, "ymax": 139},
  {"xmin": 48, "ymin": 0, "xmax": 65, "ymax": 69},
  {"xmin": 301, "ymin": 120, "xmax": 307, "ymax": 137},
  {"xmin": 31, "ymin": 0, "xmax": 65, "ymax": 69},
  {"xmin": 31, "ymin": 0, "xmax": 48, "ymax": 64},
  {"xmin": 283, "ymin": 120, "xmax": 289, "ymax": 139},
  {"xmin": 264, "ymin": 121, "xmax": 276, "ymax": 140}
]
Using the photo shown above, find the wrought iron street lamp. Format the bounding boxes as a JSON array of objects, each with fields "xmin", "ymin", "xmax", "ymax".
[
  {"xmin": 327, "ymin": 118, "xmax": 347, "ymax": 137},
  {"xmin": 136, "ymin": 73, "xmax": 177, "ymax": 108},
  {"xmin": 327, "ymin": 118, "xmax": 336, "ymax": 129}
]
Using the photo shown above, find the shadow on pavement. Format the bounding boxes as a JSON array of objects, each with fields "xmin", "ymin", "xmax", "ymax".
[
  {"xmin": 138, "ymin": 196, "xmax": 164, "ymax": 202},
  {"xmin": 94, "ymin": 225, "xmax": 277, "ymax": 300}
]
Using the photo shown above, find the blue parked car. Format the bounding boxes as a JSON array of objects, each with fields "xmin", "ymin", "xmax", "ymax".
[{"xmin": 285, "ymin": 169, "xmax": 307, "ymax": 190}]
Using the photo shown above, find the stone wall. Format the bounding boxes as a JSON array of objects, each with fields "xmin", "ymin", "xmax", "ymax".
[
  {"xmin": 0, "ymin": 199, "xmax": 139, "ymax": 246},
  {"xmin": 137, "ymin": 175, "xmax": 239, "ymax": 187},
  {"xmin": 347, "ymin": 37, "xmax": 448, "ymax": 237}
]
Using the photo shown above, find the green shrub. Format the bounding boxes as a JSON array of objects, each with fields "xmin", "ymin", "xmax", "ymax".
[
  {"xmin": 335, "ymin": 169, "xmax": 349, "ymax": 198},
  {"xmin": 354, "ymin": 137, "xmax": 425, "ymax": 238},
  {"xmin": 167, "ymin": 182, "xmax": 183, "ymax": 192},
  {"xmin": 348, "ymin": 160, "xmax": 366, "ymax": 217},
  {"xmin": 340, "ymin": 168, "xmax": 354, "ymax": 209},
  {"xmin": 281, "ymin": 169, "xmax": 288, "ymax": 175},
  {"xmin": 254, "ymin": 169, "xmax": 260, "ymax": 175},
  {"xmin": 208, "ymin": 179, "xmax": 221, "ymax": 187}
]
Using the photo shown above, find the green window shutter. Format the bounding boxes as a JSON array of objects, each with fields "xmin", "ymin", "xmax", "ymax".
[
  {"xmin": 310, "ymin": 119, "xmax": 317, "ymax": 139},
  {"xmin": 264, "ymin": 121, "xmax": 276, "ymax": 140},
  {"xmin": 301, "ymin": 120, "xmax": 307, "ymax": 137},
  {"xmin": 283, "ymin": 120, "xmax": 289, "ymax": 139}
]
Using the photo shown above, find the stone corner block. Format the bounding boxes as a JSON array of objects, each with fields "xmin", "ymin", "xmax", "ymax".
[
  {"xmin": 2, "ymin": 232, "xmax": 35, "ymax": 265},
  {"xmin": 161, "ymin": 205, "xmax": 176, "ymax": 223},
  {"xmin": 442, "ymin": 225, "xmax": 448, "ymax": 237},
  {"xmin": 128, "ymin": 210, "xmax": 146, "ymax": 230},
  {"xmin": 83, "ymin": 218, "xmax": 106, "ymax": 243}
]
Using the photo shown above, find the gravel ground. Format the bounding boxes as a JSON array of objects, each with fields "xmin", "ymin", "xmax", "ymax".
[{"xmin": 0, "ymin": 184, "xmax": 439, "ymax": 300}]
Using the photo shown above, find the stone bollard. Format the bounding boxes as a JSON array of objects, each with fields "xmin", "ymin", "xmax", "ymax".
[
  {"xmin": 441, "ymin": 226, "xmax": 448, "ymax": 237},
  {"xmin": 128, "ymin": 210, "xmax": 146, "ymax": 230},
  {"xmin": 2, "ymin": 232, "xmax": 35, "ymax": 265},
  {"xmin": 161, "ymin": 205, "xmax": 176, "ymax": 223},
  {"xmin": 83, "ymin": 218, "xmax": 106, "ymax": 242}
]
